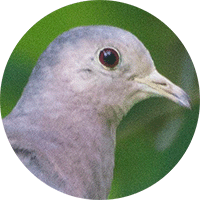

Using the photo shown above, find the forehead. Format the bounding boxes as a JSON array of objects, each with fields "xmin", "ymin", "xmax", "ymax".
[
  {"xmin": 58, "ymin": 26, "xmax": 136, "ymax": 46},
  {"xmin": 59, "ymin": 26, "xmax": 146, "ymax": 60}
]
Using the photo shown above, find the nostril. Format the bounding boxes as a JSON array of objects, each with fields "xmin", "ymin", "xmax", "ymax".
[
  {"xmin": 159, "ymin": 82, "xmax": 167, "ymax": 86},
  {"xmin": 152, "ymin": 81, "xmax": 167, "ymax": 86}
]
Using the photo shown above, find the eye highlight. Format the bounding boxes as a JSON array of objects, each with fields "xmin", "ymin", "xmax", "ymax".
[{"xmin": 99, "ymin": 48, "xmax": 119, "ymax": 69}]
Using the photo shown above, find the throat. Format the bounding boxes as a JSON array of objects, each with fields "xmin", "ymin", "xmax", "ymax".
[
  {"xmin": 36, "ymin": 106, "xmax": 117, "ymax": 199},
  {"xmin": 53, "ymin": 112, "xmax": 117, "ymax": 199}
]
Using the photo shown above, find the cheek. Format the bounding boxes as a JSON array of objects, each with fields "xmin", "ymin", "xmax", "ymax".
[
  {"xmin": 79, "ymin": 70, "xmax": 95, "ymax": 81},
  {"xmin": 69, "ymin": 75, "xmax": 96, "ymax": 93},
  {"xmin": 101, "ymin": 82, "xmax": 131, "ymax": 104}
]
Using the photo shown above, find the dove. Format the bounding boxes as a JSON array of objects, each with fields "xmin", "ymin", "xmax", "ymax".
[{"xmin": 2, "ymin": 26, "xmax": 190, "ymax": 199}]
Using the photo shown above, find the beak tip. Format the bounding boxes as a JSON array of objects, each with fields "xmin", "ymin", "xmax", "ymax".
[
  {"xmin": 177, "ymin": 92, "xmax": 191, "ymax": 109},
  {"xmin": 178, "ymin": 100, "xmax": 191, "ymax": 109}
]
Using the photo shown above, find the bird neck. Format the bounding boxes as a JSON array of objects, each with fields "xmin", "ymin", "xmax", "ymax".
[
  {"xmin": 47, "ymin": 109, "xmax": 117, "ymax": 199},
  {"xmin": 60, "ymin": 110, "xmax": 116, "ymax": 199},
  {"xmin": 8, "ymin": 86, "xmax": 118, "ymax": 199}
]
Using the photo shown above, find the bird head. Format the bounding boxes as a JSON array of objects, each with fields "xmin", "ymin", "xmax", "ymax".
[{"xmin": 31, "ymin": 26, "xmax": 190, "ymax": 121}]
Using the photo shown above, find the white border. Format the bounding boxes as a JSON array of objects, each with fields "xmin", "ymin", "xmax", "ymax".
[{"xmin": 0, "ymin": 1, "xmax": 199, "ymax": 200}]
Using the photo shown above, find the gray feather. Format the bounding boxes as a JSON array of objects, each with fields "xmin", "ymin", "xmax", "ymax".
[{"xmin": 3, "ymin": 25, "xmax": 190, "ymax": 199}]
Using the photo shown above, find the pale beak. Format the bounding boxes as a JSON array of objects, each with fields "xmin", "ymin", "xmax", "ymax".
[{"xmin": 135, "ymin": 70, "xmax": 191, "ymax": 108}]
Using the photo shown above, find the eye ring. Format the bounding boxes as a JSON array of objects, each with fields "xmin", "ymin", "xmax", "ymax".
[{"xmin": 98, "ymin": 47, "xmax": 120, "ymax": 70}]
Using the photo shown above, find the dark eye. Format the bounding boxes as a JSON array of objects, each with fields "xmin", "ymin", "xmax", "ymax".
[{"xmin": 99, "ymin": 48, "xmax": 119, "ymax": 69}]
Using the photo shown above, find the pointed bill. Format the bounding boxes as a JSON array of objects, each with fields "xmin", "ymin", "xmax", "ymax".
[{"xmin": 135, "ymin": 70, "xmax": 191, "ymax": 108}]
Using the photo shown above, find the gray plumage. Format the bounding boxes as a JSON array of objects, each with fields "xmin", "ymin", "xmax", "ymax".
[{"xmin": 3, "ymin": 26, "xmax": 190, "ymax": 199}]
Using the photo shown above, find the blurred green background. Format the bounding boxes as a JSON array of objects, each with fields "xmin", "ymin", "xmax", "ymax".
[{"xmin": 1, "ymin": 1, "xmax": 199, "ymax": 199}]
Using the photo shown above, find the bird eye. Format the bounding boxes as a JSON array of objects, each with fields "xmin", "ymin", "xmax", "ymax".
[{"xmin": 99, "ymin": 48, "xmax": 119, "ymax": 69}]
